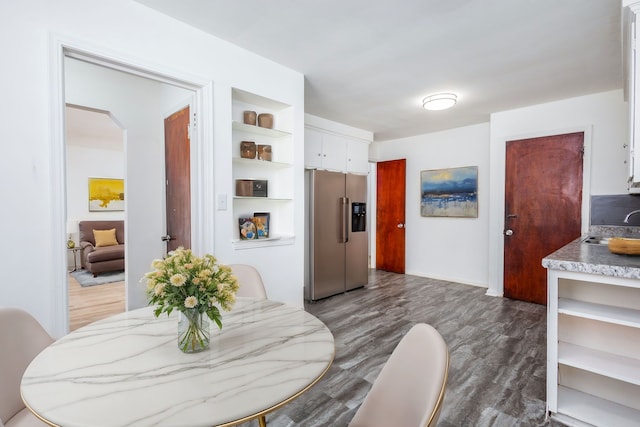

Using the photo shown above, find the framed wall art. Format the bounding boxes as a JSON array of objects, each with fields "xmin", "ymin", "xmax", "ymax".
[
  {"xmin": 420, "ymin": 166, "xmax": 478, "ymax": 218},
  {"xmin": 88, "ymin": 177, "xmax": 125, "ymax": 212}
]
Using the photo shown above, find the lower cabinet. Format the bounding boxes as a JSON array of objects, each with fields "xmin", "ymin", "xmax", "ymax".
[{"xmin": 547, "ymin": 269, "xmax": 640, "ymax": 426}]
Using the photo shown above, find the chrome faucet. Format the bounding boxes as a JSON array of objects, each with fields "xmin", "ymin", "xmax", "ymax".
[{"xmin": 623, "ymin": 209, "xmax": 640, "ymax": 223}]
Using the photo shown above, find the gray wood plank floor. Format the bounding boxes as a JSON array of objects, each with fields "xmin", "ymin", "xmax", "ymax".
[{"xmin": 239, "ymin": 270, "xmax": 561, "ymax": 427}]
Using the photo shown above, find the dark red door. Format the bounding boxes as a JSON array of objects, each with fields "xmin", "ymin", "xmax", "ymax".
[
  {"xmin": 504, "ymin": 132, "xmax": 583, "ymax": 304},
  {"xmin": 164, "ymin": 106, "xmax": 191, "ymax": 252},
  {"xmin": 376, "ymin": 159, "xmax": 406, "ymax": 273}
]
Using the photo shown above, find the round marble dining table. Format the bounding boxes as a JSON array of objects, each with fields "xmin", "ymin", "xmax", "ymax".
[{"xmin": 21, "ymin": 298, "xmax": 335, "ymax": 427}]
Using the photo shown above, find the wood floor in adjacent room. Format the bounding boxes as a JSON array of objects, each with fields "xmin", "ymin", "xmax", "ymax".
[
  {"xmin": 238, "ymin": 269, "xmax": 562, "ymax": 427},
  {"xmin": 68, "ymin": 274, "xmax": 125, "ymax": 331}
]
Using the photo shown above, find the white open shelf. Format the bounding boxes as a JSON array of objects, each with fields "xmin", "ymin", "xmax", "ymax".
[
  {"xmin": 556, "ymin": 386, "xmax": 640, "ymax": 427},
  {"xmin": 233, "ymin": 196, "xmax": 292, "ymax": 201},
  {"xmin": 231, "ymin": 235, "xmax": 295, "ymax": 250},
  {"xmin": 231, "ymin": 87, "xmax": 295, "ymax": 246},
  {"xmin": 558, "ymin": 298, "xmax": 640, "ymax": 328},
  {"xmin": 232, "ymin": 121, "xmax": 291, "ymax": 138},
  {"xmin": 558, "ymin": 342, "xmax": 640, "ymax": 385},
  {"xmin": 232, "ymin": 158, "xmax": 291, "ymax": 169}
]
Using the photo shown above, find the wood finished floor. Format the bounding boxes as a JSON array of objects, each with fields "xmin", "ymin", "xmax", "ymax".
[
  {"xmin": 68, "ymin": 273, "xmax": 125, "ymax": 331},
  {"xmin": 239, "ymin": 270, "xmax": 560, "ymax": 427},
  {"xmin": 68, "ymin": 269, "xmax": 560, "ymax": 426}
]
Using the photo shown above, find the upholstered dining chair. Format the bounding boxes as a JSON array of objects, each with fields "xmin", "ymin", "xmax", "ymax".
[
  {"xmin": 0, "ymin": 308, "xmax": 54, "ymax": 427},
  {"xmin": 348, "ymin": 323, "xmax": 449, "ymax": 427},
  {"xmin": 229, "ymin": 264, "xmax": 268, "ymax": 300},
  {"xmin": 228, "ymin": 264, "xmax": 269, "ymax": 427}
]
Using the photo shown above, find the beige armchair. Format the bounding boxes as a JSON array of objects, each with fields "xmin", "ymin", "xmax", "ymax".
[
  {"xmin": 229, "ymin": 264, "xmax": 268, "ymax": 300},
  {"xmin": 0, "ymin": 308, "xmax": 54, "ymax": 427},
  {"xmin": 348, "ymin": 323, "xmax": 449, "ymax": 427}
]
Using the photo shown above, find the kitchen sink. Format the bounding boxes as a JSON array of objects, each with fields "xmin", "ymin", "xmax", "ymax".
[{"xmin": 582, "ymin": 236, "xmax": 610, "ymax": 245}]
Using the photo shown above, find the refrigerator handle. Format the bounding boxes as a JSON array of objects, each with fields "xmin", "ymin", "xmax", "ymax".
[{"xmin": 341, "ymin": 197, "xmax": 349, "ymax": 243}]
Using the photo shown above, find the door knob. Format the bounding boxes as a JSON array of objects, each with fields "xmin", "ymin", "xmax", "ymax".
[
  {"xmin": 504, "ymin": 229, "xmax": 513, "ymax": 236},
  {"xmin": 161, "ymin": 234, "xmax": 175, "ymax": 242},
  {"xmin": 397, "ymin": 223, "xmax": 405, "ymax": 229}
]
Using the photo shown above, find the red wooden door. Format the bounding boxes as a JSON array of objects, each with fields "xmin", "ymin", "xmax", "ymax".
[
  {"xmin": 504, "ymin": 132, "xmax": 583, "ymax": 304},
  {"xmin": 164, "ymin": 106, "xmax": 191, "ymax": 252},
  {"xmin": 376, "ymin": 159, "xmax": 406, "ymax": 273}
]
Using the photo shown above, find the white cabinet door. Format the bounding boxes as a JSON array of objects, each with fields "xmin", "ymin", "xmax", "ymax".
[
  {"xmin": 304, "ymin": 128, "xmax": 346, "ymax": 171},
  {"xmin": 320, "ymin": 133, "xmax": 347, "ymax": 171},
  {"xmin": 304, "ymin": 127, "xmax": 324, "ymax": 169},
  {"xmin": 625, "ymin": 2, "xmax": 640, "ymax": 192},
  {"xmin": 346, "ymin": 139, "xmax": 369, "ymax": 174}
]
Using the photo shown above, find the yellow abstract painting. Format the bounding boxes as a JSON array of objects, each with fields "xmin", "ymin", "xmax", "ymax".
[{"xmin": 88, "ymin": 178, "xmax": 124, "ymax": 211}]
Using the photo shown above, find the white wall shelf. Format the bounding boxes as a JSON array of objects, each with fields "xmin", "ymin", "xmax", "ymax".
[
  {"xmin": 558, "ymin": 298, "xmax": 640, "ymax": 328},
  {"xmin": 558, "ymin": 342, "xmax": 640, "ymax": 385},
  {"xmin": 232, "ymin": 121, "xmax": 291, "ymax": 138},
  {"xmin": 231, "ymin": 235, "xmax": 295, "ymax": 250},
  {"xmin": 232, "ymin": 88, "xmax": 295, "ymax": 244},
  {"xmin": 556, "ymin": 386, "xmax": 640, "ymax": 427},
  {"xmin": 232, "ymin": 158, "xmax": 291, "ymax": 169},
  {"xmin": 233, "ymin": 196, "xmax": 292, "ymax": 201}
]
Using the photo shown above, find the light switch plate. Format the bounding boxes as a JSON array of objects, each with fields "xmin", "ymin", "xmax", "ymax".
[{"xmin": 217, "ymin": 193, "xmax": 227, "ymax": 210}]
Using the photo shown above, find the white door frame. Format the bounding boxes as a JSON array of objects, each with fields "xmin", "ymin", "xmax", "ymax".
[{"xmin": 50, "ymin": 35, "xmax": 214, "ymax": 337}]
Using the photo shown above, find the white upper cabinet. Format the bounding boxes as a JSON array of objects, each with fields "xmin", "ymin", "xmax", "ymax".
[
  {"xmin": 624, "ymin": 1, "xmax": 640, "ymax": 192},
  {"xmin": 305, "ymin": 127, "xmax": 346, "ymax": 171},
  {"xmin": 346, "ymin": 138, "xmax": 369, "ymax": 174},
  {"xmin": 304, "ymin": 114, "xmax": 372, "ymax": 175},
  {"xmin": 305, "ymin": 126, "xmax": 370, "ymax": 174}
]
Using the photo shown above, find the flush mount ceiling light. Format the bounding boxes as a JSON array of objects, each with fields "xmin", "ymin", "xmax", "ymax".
[{"xmin": 422, "ymin": 93, "xmax": 457, "ymax": 111}]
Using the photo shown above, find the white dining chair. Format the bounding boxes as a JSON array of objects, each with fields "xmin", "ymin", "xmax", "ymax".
[
  {"xmin": 229, "ymin": 264, "xmax": 268, "ymax": 300},
  {"xmin": 348, "ymin": 323, "xmax": 449, "ymax": 427},
  {"xmin": 0, "ymin": 308, "xmax": 54, "ymax": 427},
  {"xmin": 228, "ymin": 264, "xmax": 268, "ymax": 427}
]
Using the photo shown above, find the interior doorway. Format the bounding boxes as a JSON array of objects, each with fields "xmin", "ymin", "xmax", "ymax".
[
  {"xmin": 61, "ymin": 54, "xmax": 197, "ymax": 331},
  {"xmin": 65, "ymin": 105, "xmax": 126, "ymax": 330}
]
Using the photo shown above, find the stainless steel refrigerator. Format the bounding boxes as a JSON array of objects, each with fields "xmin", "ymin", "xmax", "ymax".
[{"xmin": 306, "ymin": 170, "xmax": 368, "ymax": 301}]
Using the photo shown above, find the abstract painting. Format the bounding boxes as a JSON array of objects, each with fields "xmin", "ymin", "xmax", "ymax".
[
  {"xmin": 420, "ymin": 166, "xmax": 478, "ymax": 218},
  {"xmin": 88, "ymin": 178, "xmax": 124, "ymax": 212}
]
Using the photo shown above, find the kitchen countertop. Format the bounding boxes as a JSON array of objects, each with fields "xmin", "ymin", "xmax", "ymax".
[{"xmin": 542, "ymin": 225, "xmax": 640, "ymax": 279}]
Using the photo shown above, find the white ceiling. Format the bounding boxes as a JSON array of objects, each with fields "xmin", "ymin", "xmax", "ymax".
[
  {"xmin": 134, "ymin": 0, "xmax": 624, "ymax": 141},
  {"xmin": 66, "ymin": 106, "xmax": 123, "ymax": 151}
]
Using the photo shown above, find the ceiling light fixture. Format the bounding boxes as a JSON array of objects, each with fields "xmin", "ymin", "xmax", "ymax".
[{"xmin": 422, "ymin": 93, "xmax": 457, "ymax": 111}]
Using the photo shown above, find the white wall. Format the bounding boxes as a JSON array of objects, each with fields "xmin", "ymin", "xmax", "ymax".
[
  {"xmin": 66, "ymin": 145, "xmax": 125, "ymax": 233},
  {"xmin": 0, "ymin": 0, "xmax": 304, "ymax": 337},
  {"xmin": 371, "ymin": 123, "xmax": 491, "ymax": 287},
  {"xmin": 488, "ymin": 89, "xmax": 628, "ymax": 296},
  {"xmin": 369, "ymin": 90, "xmax": 627, "ymax": 292}
]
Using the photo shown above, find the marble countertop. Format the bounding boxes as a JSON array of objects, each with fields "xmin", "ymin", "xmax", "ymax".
[
  {"xmin": 21, "ymin": 299, "xmax": 335, "ymax": 427},
  {"xmin": 542, "ymin": 226, "xmax": 640, "ymax": 279}
]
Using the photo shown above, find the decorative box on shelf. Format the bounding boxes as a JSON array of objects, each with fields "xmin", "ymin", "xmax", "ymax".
[{"xmin": 235, "ymin": 180, "xmax": 268, "ymax": 197}]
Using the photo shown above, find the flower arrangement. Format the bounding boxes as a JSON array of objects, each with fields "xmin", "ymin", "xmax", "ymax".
[{"xmin": 142, "ymin": 247, "xmax": 239, "ymax": 352}]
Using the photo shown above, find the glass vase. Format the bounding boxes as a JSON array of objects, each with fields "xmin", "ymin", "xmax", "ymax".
[{"xmin": 178, "ymin": 308, "xmax": 210, "ymax": 353}]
